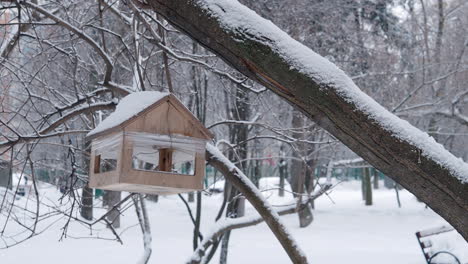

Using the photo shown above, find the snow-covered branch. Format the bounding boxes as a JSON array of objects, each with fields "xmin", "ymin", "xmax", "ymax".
[
  {"xmin": 188, "ymin": 182, "xmax": 331, "ymax": 263},
  {"xmin": 205, "ymin": 144, "xmax": 309, "ymax": 264},
  {"xmin": 145, "ymin": 0, "xmax": 468, "ymax": 240}
]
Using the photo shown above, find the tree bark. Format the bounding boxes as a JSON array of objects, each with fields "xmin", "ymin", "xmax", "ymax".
[
  {"xmin": 0, "ymin": 160, "xmax": 12, "ymax": 190},
  {"xmin": 80, "ymin": 141, "xmax": 93, "ymax": 221},
  {"xmin": 278, "ymin": 146, "xmax": 286, "ymax": 197},
  {"xmin": 80, "ymin": 185, "xmax": 93, "ymax": 220},
  {"xmin": 188, "ymin": 192, "xmax": 195, "ymax": 203},
  {"xmin": 290, "ymin": 110, "xmax": 313, "ymax": 228},
  {"xmin": 219, "ymin": 231, "xmax": 230, "ymax": 264},
  {"xmin": 361, "ymin": 171, "xmax": 366, "ymax": 201},
  {"xmin": 193, "ymin": 191, "xmax": 202, "ymax": 250},
  {"xmin": 373, "ymin": 169, "xmax": 379, "ymax": 189},
  {"xmin": 146, "ymin": 0, "xmax": 468, "ymax": 240},
  {"xmin": 364, "ymin": 167, "xmax": 372, "ymax": 206},
  {"xmin": 105, "ymin": 190, "xmax": 121, "ymax": 228}
]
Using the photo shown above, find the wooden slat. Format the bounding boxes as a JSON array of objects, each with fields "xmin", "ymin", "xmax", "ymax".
[
  {"xmin": 89, "ymin": 170, "xmax": 118, "ymax": 188},
  {"xmin": 124, "ymin": 100, "xmax": 209, "ymax": 139},
  {"xmin": 158, "ymin": 148, "xmax": 173, "ymax": 172},
  {"xmin": 97, "ymin": 182, "xmax": 196, "ymax": 195},
  {"xmin": 120, "ymin": 169, "xmax": 202, "ymax": 189}
]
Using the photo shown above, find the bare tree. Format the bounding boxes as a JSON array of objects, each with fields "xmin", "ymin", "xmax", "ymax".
[{"xmin": 142, "ymin": 0, "xmax": 468, "ymax": 239}]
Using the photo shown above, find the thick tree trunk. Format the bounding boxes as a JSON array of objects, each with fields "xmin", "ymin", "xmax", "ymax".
[
  {"xmin": 278, "ymin": 155, "xmax": 286, "ymax": 197},
  {"xmin": 361, "ymin": 172, "xmax": 366, "ymax": 201},
  {"xmin": 364, "ymin": 167, "xmax": 372, "ymax": 206},
  {"xmin": 373, "ymin": 169, "xmax": 379, "ymax": 189},
  {"xmin": 80, "ymin": 185, "xmax": 93, "ymax": 220},
  {"xmin": 0, "ymin": 160, "xmax": 12, "ymax": 190},
  {"xmin": 188, "ymin": 192, "xmax": 195, "ymax": 203},
  {"xmin": 290, "ymin": 110, "xmax": 313, "ymax": 228},
  {"xmin": 80, "ymin": 141, "xmax": 93, "ymax": 220},
  {"xmin": 146, "ymin": 0, "xmax": 468, "ymax": 240},
  {"xmin": 193, "ymin": 191, "xmax": 202, "ymax": 250},
  {"xmin": 305, "ymin": 161, "xmax": 315, "ymax": 209},
  {"xmin": 252, "ymin": 158, "xmax": 261, "ymax": 188}
]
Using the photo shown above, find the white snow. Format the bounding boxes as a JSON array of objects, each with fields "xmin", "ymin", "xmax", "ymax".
[
  {"xmin": 1, "ymin": 179, "xmax": 467, "ymax": 264},
  {"xmin": 87, "ymin": 91, "xmax": 169, "ymax": 138},
  {"xmin": 417, "ymin": 225, "xmax": 454, "ymax": 238},
  {"xmin": 196, "ymin": 0, "xmax": 468, "ymax": 183},
  {"xmin": 333, "ymin": 158, "xmax": 365, "ymax": 166},
  {"xmin": 208, "ymin": 179, "xmax": 225, "ymax": 193},
  {"xmin": 10, "ymin": 172, "xmax": 30, "ymax": 187}
]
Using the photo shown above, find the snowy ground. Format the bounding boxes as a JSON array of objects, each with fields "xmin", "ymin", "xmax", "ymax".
[{"xmin": 0, "ymin": 178, "xmax": 466, "ymax": 264}]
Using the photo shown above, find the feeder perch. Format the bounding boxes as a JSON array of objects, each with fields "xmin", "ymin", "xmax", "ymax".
[{"xmin": 86, "ymin": 91, "xmax": 214, "ymax": 195}]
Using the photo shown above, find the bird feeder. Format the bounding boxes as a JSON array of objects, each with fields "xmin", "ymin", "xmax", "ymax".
[{"xmin": 86, "ymin": 92, "xmax": 214, "ymax": 195}]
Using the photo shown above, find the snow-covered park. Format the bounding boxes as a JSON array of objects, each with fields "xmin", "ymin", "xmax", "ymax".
[
  {"xmin": 1, "ymin": 0, "xmax": 467, "ymax": 263},
  {"xmin": 1, "ymin": 178, "xmax": 466, "ymax": 264}
]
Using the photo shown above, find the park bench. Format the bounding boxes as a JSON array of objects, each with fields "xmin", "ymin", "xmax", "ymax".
[{"xmin": 416, "ymin": 225, "xmax": 461, "ymax": 264}]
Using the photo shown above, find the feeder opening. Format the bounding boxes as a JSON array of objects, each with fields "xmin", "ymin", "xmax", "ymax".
[
  {"xmin": 92, "ymin": 133, "xmax": 122, "ymax": 174},
  {"xmin": 132, "ymin": 146, "xmax": 196, "ymax": 175},
  {"xmin": 128, "ymin": 132, "xmax": 204, "ymax": 176}
]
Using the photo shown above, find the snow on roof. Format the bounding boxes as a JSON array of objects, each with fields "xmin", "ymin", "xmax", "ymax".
[
  {"xmin": 87, "ymin": 91, "xmax": 169, "ymax": 138},
  {"xmin": 198, "ymin": 0, "xmax": 468, "ymax": 183}
]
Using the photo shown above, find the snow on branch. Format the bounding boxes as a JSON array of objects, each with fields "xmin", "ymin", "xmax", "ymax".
[
  {"xmin": 144, "ymin": 0, "xmax": 468, "ymax": 239},
  {"xmin": 205, "ymin": 144, "xmax": 309, "ymax": 264},
  {"xmin": 195, "ymin": 0, "xmax": 468, "ymax": 184},
  {"xmin": 188, "ymin": 180, "xmax": 331, "ymax": 263}
]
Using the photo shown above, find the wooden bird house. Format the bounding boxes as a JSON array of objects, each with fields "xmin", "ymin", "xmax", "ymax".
[{"xmin": 86, "ymin": 92, "xmax": 213, "ymax": 195}]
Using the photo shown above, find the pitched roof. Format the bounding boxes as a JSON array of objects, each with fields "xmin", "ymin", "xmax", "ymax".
[{"xmin": 86, "ymin": 91, "xmax": 213, "ymax": 140}]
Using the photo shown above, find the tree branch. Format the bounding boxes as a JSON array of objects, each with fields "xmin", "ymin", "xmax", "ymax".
[
  {"xmin": 145, "ymin": 0, "xmax": 468, "ymax": 240},
  {"xmin": 205, "ymin": 144, "xmax": 308, "ymax": 264}
]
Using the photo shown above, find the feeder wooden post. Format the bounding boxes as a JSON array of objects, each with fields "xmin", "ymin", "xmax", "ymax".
[
  {"xmin": 158, "ymin": 148, "xmax": 173, "ymax": 172},
  {"xmin": 94, "ymin": 155, "xmax": 101, "ymax": 174}
]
